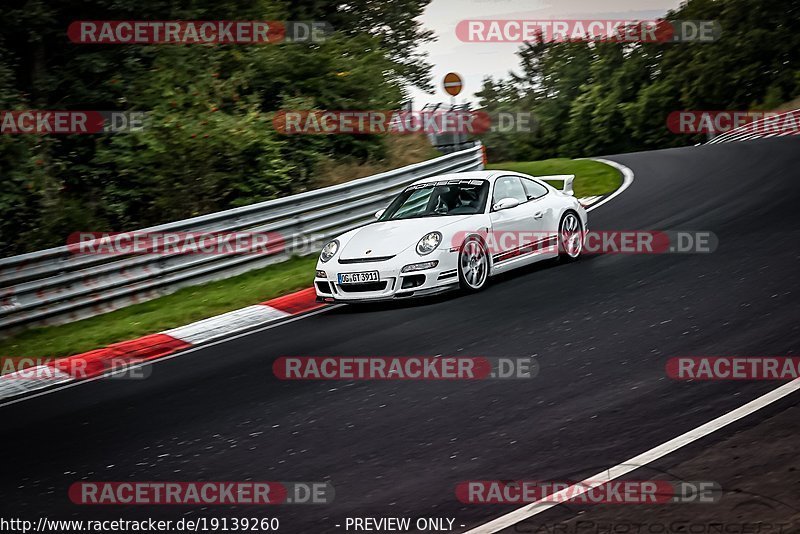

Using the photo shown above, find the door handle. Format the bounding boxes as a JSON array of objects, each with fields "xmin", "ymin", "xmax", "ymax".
[{"xmin": 533, "ymin": 211, "xmax": 543, "ymax": 219}]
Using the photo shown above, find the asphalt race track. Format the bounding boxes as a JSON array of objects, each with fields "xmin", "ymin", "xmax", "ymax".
[{"xmin": 1, "ymin": 137, "xmax": 798, "ymax": 532}]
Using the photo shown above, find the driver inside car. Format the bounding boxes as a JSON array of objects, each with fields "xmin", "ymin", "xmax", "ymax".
[{"xmin": 433, "ymin": 186, "xmax": 461, "ymax": 214}]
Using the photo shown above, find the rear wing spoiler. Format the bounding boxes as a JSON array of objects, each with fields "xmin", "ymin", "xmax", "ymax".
[{"xmin": 541, "ymin": 174, "xmax": 575, "ymax": 196}]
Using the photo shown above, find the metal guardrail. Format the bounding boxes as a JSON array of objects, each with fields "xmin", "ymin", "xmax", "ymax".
[
  {"xmin": 0, "ymin": 143, "xmax": 484, "ymax": 334},
  {"xmin": 707, "ymin": 109, "xmax": 800, "ymax": 144},
  {"xmin": 435, "ymin": 140, "xmax": 480, "ymax": 155}
]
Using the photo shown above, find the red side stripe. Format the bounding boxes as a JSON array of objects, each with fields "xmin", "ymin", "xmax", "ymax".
[
  {"xmin": 262, "ymin": 287, "xmax": 323, "ymax": 314},
  {"xmin": 47, "ymin": 334, "xmax": 191, "ymax": 379}
]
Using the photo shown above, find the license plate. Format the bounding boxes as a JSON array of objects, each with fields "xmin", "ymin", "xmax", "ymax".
[{"xmin": 338, "ymin": 271, "xmax": 380, "ymax": 284}]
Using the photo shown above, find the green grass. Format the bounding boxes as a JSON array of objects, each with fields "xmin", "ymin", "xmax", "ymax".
[
  {"xmin": 486, "ymin": 158, "xmax": 622, "ymax": 198},
  {"xmin": 0, "ymin": 157, "xmax": 621, "ymax": 361},
  {"xmin": 0, "ymin": 255, "xmax": 318, "ymax": 359}
]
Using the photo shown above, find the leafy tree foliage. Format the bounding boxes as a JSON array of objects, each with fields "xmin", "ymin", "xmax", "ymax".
[
  {"xmin": 0, "ymin": 0, "xmax": 433, "ymax": 255},
  {"xmin": 475, "ymin": 0, "xmax": 800, "ymax": 161}
]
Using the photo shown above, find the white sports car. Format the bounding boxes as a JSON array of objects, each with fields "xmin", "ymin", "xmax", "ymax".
[{"xmin": 314, "ymin": 170, "xmax": 587, "ymax": 302}]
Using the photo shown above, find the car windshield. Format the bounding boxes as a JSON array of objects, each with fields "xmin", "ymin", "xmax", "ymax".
[{"xmin": 378, "ymin": 180, "xmax": 489, "ymax": 221}]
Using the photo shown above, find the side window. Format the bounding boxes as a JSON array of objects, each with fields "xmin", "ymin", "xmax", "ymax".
[
  {"xmin": 521, "ymin": 178, "xmax": 549, "ymax": 200},
  {"xmin": 493, "ymin": 176, "xmax": 528, "ymax": 206}
]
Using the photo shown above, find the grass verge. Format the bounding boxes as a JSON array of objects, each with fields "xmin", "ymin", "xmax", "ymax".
[
  {"xmin": 486, "ymin": 158, "xmax": 622, "ymax": 198},
  {"xmin": 0, "ymin": 157, "xmax": 620, "ymax": 360},
  {"xmin": 0, "ymin": 139, "xmax": 440, "ymax": 360},
  {"xmin": 0, "ymin": 255, "xmax": 317, "ymax": 359}
]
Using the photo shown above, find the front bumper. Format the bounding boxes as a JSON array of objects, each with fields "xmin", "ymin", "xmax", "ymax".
[{"xmin": 314, "ymin": 250, "xmax": 459, "ymax": 302}]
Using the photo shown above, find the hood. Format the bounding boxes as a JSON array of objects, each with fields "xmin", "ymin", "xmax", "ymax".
[{"xmin": 339, "ymin": 216, "xmax": 472, "ymax": 259}]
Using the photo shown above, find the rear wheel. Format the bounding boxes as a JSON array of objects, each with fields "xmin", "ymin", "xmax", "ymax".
[
  {"xmin": 558, "ymin": 211, "xmax": 583, "ymax": 262},
  {"xmin": 458, "ymin": 238, "xmax": 489, "ymax": 291}
]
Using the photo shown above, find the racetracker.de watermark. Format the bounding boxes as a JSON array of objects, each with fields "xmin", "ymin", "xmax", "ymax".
[
  {"xmin": 68, "ymin": 481, "xmax": 333, "ymax": 505},
  {"xmin": 456, "ymin": 19, "xmax": 721, "ymax": 43},
  {"xmin": 667, "ymin": 357, "xmax": 800, "ymax": 380},
  {"xmin": 0, "ymin": 356, "xmax": 151, "ymax": 380},
  {"xmin": 272, "ymin": 110, "xmax": 535, "ymax": 135},
  {"xmin": 667, "ymin": 110, "xmax": 800, "ymax": 135},
  {"xmin": 451, "ymin": 230, "xmax": 718, "ymax": 255},
  {"xmin": 273, "ymin": 356, "xmax": 538, "ymax": 380},
  {"xmin": 67, "ymin": 231, "xmax": 285, "ymax": 256},
  {"xmin": 456, "ymin": 480, "xmax": 721, "ymax": 505},
  {"xmin": 68, "ymin": 20, "xmax": 332, "ymax": 44},
  {"xmin": 0, "ymin": 111, "xmax": 146, "ymax": 134}
]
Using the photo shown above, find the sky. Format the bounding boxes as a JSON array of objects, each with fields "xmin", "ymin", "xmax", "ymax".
[{"xmin": 407, "ymin": 0, "xmax": 684, "ymax": 108}]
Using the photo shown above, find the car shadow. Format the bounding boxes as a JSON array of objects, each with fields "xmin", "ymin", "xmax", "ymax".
[
  {"xmin": 490, "ymin": 251, "xmax": 603, "ymax": 287},
  {"xmin": 329, "ymin": 253, "xmax": 604, "ymax": 315}
]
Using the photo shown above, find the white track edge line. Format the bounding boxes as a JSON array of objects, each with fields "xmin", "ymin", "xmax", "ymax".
[
  {"xmin": 584, "ymin": 158, "xmax": 634, "ymax": 213},
  {"xmin": 0, "ymin": 305, "xmax": 341, "ymax": 409},
  {"xmin": 464, "ymin": 377, "xmax": 800, "ymax": 534},
  {"xmin": 0, "ymin": 160, "xmax": 638, "ymax": 407}
]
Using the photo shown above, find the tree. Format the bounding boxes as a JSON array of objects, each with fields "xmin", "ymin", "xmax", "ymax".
[
  {"xmin": 473, "ymin": 0, "xmax": 800, "ymax": 162},
  {"xmin": 0, "ymin": 0, "xmax": 435, "ymax": 255}
]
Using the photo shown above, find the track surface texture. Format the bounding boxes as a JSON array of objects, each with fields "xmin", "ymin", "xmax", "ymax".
[{"xmin": 1, "ymin": 137, "xmax": 798, "ymax": 532}]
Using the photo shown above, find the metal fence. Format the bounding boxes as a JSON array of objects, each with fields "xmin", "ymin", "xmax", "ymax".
[
  {"xmin": 707, "ymin": 109, "xmax": 800, "ymax": 144},
  {"xmin": 0, "ymin": 143, "xmax": 484, "ymax": 334}
]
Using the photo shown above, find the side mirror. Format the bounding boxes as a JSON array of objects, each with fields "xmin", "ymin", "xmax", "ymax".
[
  {"xmin": 374, "ymin": 209, "xmax": 385, "ymax": 219},
  {"xmin": 492, "ymin": 197, "xmax": 521, "ymax": 211}
]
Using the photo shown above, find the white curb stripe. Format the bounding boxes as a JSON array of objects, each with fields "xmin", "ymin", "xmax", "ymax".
[
  {"xmin": 584, "ymin": 158, "xmax": 635, "ymax": 213},
  {"xmin": 163, "ymin": 304, "xmax": 289, "ymax": 345},
  {"xmin": 0, "ymin": 293, "xmax": 318, "ymax": 402},
  {"xmin": 0, "ymin": 162, "xmax": 636, "ymax": 404},
  {"xmin": 0, "ymin": 305, "xmax": 336, "ymax": 409},
  {"xmin": 0, "ymin": 366, "xmax": 74, "ymax": 399},
  {"xmin": 578, "ymin": 195, "xmax": 601, "ymax": 206},
  {"xmin": 708, "ymin": 109, "xmax": 800, "ymax": 144}
]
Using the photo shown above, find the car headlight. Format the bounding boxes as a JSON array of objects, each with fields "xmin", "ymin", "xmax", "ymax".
[
  {"xmin": 416, "ymin": 232, "xmax": 442, "ymax": 256},
  {"xmin": 320, "ymin": 240, "xmax": 339, "ymax": 263},
  {"xmin": 401, "ymin": 261, "xmax": 439, "ymax": 273}
]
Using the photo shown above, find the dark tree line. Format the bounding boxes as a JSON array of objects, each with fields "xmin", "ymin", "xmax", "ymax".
[
  {"xmin": 0, "ymin": 0, "xmax": 433, "ymax": 256},
  {"xmin": 2, "ymin": 0, "xmax": 797, "ymax": 257},
  {"xmin": 475, "ymin": 0, "xmax": 800, "ymax": 162}
]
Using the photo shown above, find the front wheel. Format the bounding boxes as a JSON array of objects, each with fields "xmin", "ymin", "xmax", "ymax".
[
  {"xmin": 458, "ymin": 238, "xmax": 489, "ymax": 291},
  {"xmin": 558, "ymin": 211, "xmax": 584, "ymax": 262}
]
